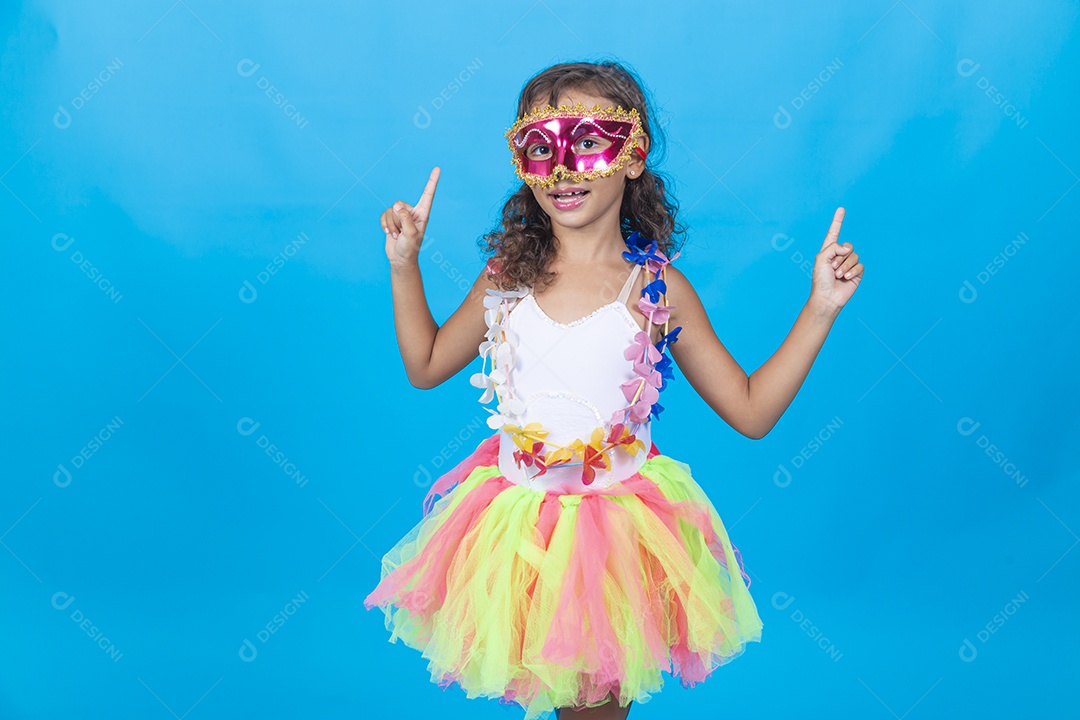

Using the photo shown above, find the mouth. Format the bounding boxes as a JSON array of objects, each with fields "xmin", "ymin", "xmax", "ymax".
[{"xmin": 549, "ymin": 187, "xmax": 589, "ymax": 210}]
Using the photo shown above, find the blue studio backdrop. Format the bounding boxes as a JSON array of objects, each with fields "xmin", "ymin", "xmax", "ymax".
[{"xmin": 2, "ymin": 1, "xmax": 1077, "ymax": 718}]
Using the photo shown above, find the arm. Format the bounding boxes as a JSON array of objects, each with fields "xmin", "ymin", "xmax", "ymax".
[
  {"xmin": 381, "ymin": 166, "xmax": 499, "ymax": 389},
  {"xmin": 389, "ymin": 262, "xmax": 498, "ymax": 389},
  {"xmin": 666, "ymin": 207, "xmax": 863, "ymax": 439},
  {"xmin": 667, "ymin": 263, "xmax": 840, "ymax": 439}
]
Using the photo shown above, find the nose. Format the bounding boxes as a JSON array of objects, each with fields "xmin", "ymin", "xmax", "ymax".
[{"xmin": 552, "ymin": 142, "xmax": 572, "ymax": 169}]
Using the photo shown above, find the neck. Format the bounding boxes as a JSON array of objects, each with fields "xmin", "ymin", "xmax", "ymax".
[{"xmin": 550, "ymin": 218, "xmax": 627, "ymax": 265}]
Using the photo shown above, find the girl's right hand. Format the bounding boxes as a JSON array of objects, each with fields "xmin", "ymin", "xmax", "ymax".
[{"xmin": 382, "ymin": 166, "xmax": 440, "ymax": 270}]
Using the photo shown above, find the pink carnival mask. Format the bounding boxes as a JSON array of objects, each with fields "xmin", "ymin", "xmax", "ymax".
[{"xmin": 505, "ymin": 103, "xmax": 648, "ymax": 189}]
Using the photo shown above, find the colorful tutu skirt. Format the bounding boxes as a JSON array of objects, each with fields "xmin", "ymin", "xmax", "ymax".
[{"xmin": 363, "ymin": 434, "xmax": 763, "ymax": 719}]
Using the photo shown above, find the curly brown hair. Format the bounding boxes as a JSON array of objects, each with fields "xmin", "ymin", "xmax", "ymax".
[{"xmin": 478, "ymin": 60, "xmax": 687, "ymax": 291}]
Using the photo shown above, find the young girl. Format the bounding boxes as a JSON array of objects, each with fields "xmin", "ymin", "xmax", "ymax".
[{"xmin": 366, "ymin": 60, "xmax": 863, "ymax": 719}]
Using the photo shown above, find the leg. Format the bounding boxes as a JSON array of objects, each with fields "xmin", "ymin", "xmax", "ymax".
[{"xmin": 555, "ymin": 693, "xmax": 633, "ymax": 719}]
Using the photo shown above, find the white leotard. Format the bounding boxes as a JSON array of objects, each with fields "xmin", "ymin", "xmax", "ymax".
[{"xmin": 492, "ymin": 263, "xmax": 652, "ymax": 492}]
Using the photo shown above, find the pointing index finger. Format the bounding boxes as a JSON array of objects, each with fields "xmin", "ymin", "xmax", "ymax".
[
  {"xmin": 415, "ymin": 166, "xmax": 441, "ymax": 217},
  {"xmin": 819, "ymin": 207, "xmax": 845, "ymax": 251}
]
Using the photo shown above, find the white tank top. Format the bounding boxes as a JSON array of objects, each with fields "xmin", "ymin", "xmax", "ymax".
[{"xmin": 472, "ymin": 248, "xmax": 677, "ymax": 494}]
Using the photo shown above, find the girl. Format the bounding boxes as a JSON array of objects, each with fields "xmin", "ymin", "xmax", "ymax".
[{"xmin": 367, "ymin": 61, "xmax": 863, "ymax": 719}]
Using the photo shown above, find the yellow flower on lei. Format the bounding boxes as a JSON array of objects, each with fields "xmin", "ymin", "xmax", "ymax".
[
  {"xmin": 544, "ymin": 445, "xmax": 575, "ymax": 464},
  {"xmin": 503, "ymin": 422, "xmax": 548, "ymax": 453}
]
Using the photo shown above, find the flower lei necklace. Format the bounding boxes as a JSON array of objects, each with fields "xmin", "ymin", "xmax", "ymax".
[{"xmin": 470, "ymin": 231, "xmax": 682, "ymax": 485}]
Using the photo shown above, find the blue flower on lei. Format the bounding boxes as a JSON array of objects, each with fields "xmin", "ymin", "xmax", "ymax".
[
  {"xmin": 648, "ymin": 327, "xmax": 681, "ymax": 419},
  {"xmin": 656, "ymin": 326, "xmax": 681, "ymax": 356},
  {"xmin": 621, "ymin": 232, "xmax": 665, "ymax": 268},
  {"xmin": 654, "ymin": 352, "xmax": 675, "ymax": 391}
]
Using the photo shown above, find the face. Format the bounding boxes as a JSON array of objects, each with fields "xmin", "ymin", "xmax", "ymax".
[{"xmin": 511, "ymin": 90, "xmax": 649, "ymax": 236}]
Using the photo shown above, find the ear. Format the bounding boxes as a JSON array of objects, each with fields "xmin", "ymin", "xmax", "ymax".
[{"xmin": 626, "ymin": 132, "xmax": 650, "ymax": 179}]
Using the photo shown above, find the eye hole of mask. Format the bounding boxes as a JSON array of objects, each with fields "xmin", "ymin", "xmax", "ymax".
[{"xmin": 524, "ymin": 133, "xmax": 612, "ymax": 160}]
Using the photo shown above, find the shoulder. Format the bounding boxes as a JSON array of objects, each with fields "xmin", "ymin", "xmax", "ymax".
[
  {"xmin": 476, "ymin": 257, "xmax": 515, "ymax": 292},
  {"xmin": 662, "ymin": 263, "xmax": 709, "ymax": 330},
  {"xmin": 470, "ymin": 258, "xmax": 530, "ymax": 310},
  {"xmin": 662, "ymin": 263, "xmax": 698, "ymax": 304},
  {"xmin": 662, "ymin": 262, "xmax": 690, "ymax": 289},
  {"xmin": 455, "ymin": 260, "xmax": 504, "ymax": 313},
  {"xmin": 479, "ymin": 256, "xmax": 529, "ymax": 292}
]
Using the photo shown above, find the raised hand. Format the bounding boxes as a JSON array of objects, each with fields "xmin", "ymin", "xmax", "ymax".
[
  {"xmin": 382, "ymin": 166, "xmax": 440, "ymax": 269},
  {"xmin": 810, "ymin": 207, "xmax": 863, "ymax": 313}
]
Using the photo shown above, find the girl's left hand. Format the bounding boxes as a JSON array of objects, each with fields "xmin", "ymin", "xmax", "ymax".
[{"xmin": 810, "ymin": 207, "xmax": 863, "ymax": 314}]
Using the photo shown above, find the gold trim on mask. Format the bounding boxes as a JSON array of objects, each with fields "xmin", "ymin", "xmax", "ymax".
[{"xmin": 504, "ymin": 102, "xmax": 644, "ymax": 189}]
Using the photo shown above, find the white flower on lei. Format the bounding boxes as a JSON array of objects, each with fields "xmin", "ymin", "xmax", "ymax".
[
  {"xmin": 484, "ymin": 394, "xmax": 527, "ymax": 429},
  {"xmin": 469, "ymin": 338, "xmax": 499, "ymax": 402},
  {"xmin": 473, "ymin": 287, "xmax": 528, "ymax": 426},
  {"xmin": 469, "ymin": 370, "xmax": 497, "ymax": 404}
]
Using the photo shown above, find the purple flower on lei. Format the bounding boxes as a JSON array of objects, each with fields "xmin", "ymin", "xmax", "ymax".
[
  {"xmin": 637, "ymin": 295, "xmax": 674, "ymax": 325},
  {"xmin": 620, "ymin": 331, "xmax": 663, "ymax": 423}
]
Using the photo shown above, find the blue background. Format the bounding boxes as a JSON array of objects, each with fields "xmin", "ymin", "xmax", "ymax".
[{"xmin": 3, "ymin": 1, "xmax": 1078, "ymax": 717}]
